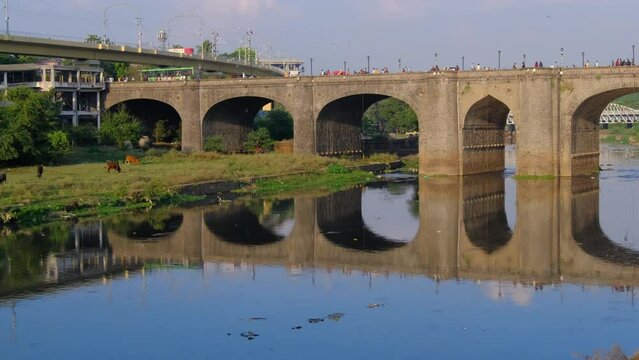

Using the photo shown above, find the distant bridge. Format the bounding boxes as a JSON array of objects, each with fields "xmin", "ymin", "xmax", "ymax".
[
  {"xmin": 507, "ymin": 103, "xmax": 639, "ymax": 125},
  {"xmin": 0, "ymin": 33, "xmax": 283, "ymax": 77}
]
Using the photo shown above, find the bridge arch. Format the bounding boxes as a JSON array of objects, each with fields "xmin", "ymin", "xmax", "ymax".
[
  {"xmin": 107, "ymin": 99, "xmax": 182, "ymax": 144},
  {"xmin": 462, "ymin": 95, "xmax": 515, "ymax": 174},
  {"xmin": 570, "ymin": 88, "xmax": 639, "ymax": 174},
  {"xmin": 202, "ymin": 96, "xmax": 295, "ymax": 153},
  {"xmin": 315, "ymin": 92, "xmax": 419, "ymax": 155}
]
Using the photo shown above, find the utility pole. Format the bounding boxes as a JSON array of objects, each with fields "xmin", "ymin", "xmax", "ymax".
[
  {"xmin": 246, "ymin": 29, "xmax": 253, "ymax": 65},
  {"xmin": 582, "ymin": 51, "xmax": 585, "ymax": 67},
  {"xmin": 310, "ymin": 57, "xmax": 313, "ymax": 76},
  {"xmin": 136, "ymin": 15, "xmax": 142, "ymax": 48},
  {"xmin": 2, "ymin": 0, "xmax": 8, "ymax": 35},
  {"xmin": 367, "ymin": 55, "xmax": 370, "ymax": 73},
  {"xmin": 211, "ymin": 32, "xmax": 219, "ymax": 58},
  {"xmin": 462, "ymin": 56, "xmax": 465, "ymax": 70},
  {"xmin": 498, "ymin": 50, "xmax": 501, "ymax": 69}
]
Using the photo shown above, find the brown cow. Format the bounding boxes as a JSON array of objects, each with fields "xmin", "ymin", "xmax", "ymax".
[
  {"xmin": 106, "ymin": 161, "xmax": 121, "ymax": 173},
  {"xmin": 124, "ymin": 155, "xmax": 140, "ymax": 165},
  {"xmin": 37, "ymin": 165, "xmax": 43, "ymax": 178}
]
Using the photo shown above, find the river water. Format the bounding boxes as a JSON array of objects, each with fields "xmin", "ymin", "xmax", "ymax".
[{"xmin": 2, "ymin": 145, "xmax": 639, "ymax": 359}]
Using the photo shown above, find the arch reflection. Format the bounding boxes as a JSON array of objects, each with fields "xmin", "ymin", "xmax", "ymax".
[
  {"xmin": 571, "ymin": 177, "xmax": 639, "ymax": 266},
  {"xmin": 107, "ymin": 211, "xmax": 184, "ymax": 241},
  {"xmin": 462, "ymin": 173, "xmax": 513, "ymax": 254},
  {"xmin": 204, "ymin": 199, "xmax": 295, "ymax": 245},
  {"xmin": 318, "ymin": 179, "xmax": 419, "ymax": 252}
]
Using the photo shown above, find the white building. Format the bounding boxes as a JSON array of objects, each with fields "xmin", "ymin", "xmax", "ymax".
[{"xmin": 0, "ymin": 60, "xmax": 105, "ymax": 128}]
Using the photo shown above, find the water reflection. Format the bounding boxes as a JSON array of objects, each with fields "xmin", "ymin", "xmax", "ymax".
[
  {"xmin": 3, "ymin": 171, "xmax": 639, "ymax": 300},
  {"xmin": 204, "ymin": 199, "xmax": 295, "ymax": 245},
  {"xmin": 318, "ymin": 179, "xmax": 418, "ymax": 252}
]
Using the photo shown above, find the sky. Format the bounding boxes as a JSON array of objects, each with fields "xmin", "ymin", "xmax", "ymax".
[{"xmin": 8, "ymin": 0, "xmax": 639, "ymax": 71}]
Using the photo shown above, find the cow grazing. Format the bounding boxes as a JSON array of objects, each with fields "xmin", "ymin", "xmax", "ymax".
[
  {"xmin": 0, "ymin": 173, "xmax": 5, "ymax": 184},
  {"xmin": 37, "ymin": 165, "xmax": 43, "ymax": 178},
  {"xmin": 125, "ymin": 155, "xmax": 140, "ymax": 165},
  {"xmin": 106, "ymin": 161, "xmax": 121, "ymax": 173}
]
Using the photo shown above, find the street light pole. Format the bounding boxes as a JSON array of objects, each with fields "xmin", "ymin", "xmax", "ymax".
[
  {"xmin": 2, "ymin": 0, "xmax": 8, "ymax": 35},
  {"xmin": 434, "ymin": 52, "xmax": 438, "ymax": 67},
  {"xmin": 498, "ymin": 50, "xmax": 501, "ymax": 69},
  {"xmin": 343, "ymin": 60, "xmax": 347, "ymax": 75},
  {"xmin": 367, "ymin": 55, "xmax": 370, "ymax": 73},
  {"xmin": 310, "ymin": 58, "xmax": 313, "ymax": 76},
  {"xmin": 581, "ymin": 51, "xmax": 585, "ymax": 67},
  {"xmin": 398, "ymin": 58, "xmax": 401, "ymax": 72},
  {"xmin": 633, "ymin": 45, "xmax": 636, "ymax": 65},
  {"xmin": 523, "ymin": 53, "xmax": 526, "ymax": 68},
  {"xmin": 560, "ymin": 47, "xmax": 565, "ymax": 67},
  {"xmin": 462, "ymin": 56, "xmax": 465, "ymax": 70}
]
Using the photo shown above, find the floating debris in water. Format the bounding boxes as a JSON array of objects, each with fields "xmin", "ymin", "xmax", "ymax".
[
  {"xmin": 291, "ymin": 326, "xmax": 303, "ymax": 330},
  {"xmin": 245, "ymin": 317, "xmax": 267, "ymax": 321},
  {"xmin": 367, "ymin": 303, "xmax": 385, "ymax": 309},
  {"xmin": 327, "ymin": 313, "xmax": 345, "ymax": 321},
  {"xmin": 308, "ymin": 318, "xmax": 325, "ymax": 323},
  {"xmin": 240, "ymin": 331, "xmax": 259, "ymax": 340}
]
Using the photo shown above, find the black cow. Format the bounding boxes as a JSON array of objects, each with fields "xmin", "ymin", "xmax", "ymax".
[{"xmin": 0, "ymin": 172, "xmax": 6, "ymax": 184}]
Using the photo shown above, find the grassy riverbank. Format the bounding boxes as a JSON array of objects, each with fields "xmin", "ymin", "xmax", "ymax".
[
  {"xmin": 0, "ymin": 147, "xmax": 402, "ymax": 225},
  {"xmin": 600, "ymin": 124, "xmax": 639, "ymax": 145}
]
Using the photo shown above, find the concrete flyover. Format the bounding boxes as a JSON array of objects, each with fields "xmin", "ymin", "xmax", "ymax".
[
  {"xmin": 106, "ymin": 66, "xmax": 639, "ymax": 176},
  {"xmin": 0, "ymin": 34, "xmax": 283, "ymax": 77}
]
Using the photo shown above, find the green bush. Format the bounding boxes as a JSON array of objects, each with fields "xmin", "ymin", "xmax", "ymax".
[
  {"xmin": 71, "ymin": 124, "xmax": 98, "ymax": 146},
  {"xmin": 99, "ymin": 106, "xmax": 143, "ymax": 148},
  {"xmin": 255, "ymin": 109, "xmax": 293, "ymax": 141},
  {"xmin": 153, "ymin": 119, "xmax": 173, "ymax": 143},
  {"xmin": 47, "ymin": 130, "xmax": 72, "ymax": 161},
  {"xmin": 326, "ymin": 163, "xmax": 350, "ymax": 174},
  {"xmin": 243, "ymin": 128, "xmax": 274, "ymax": 153},
  {"xmin": 203, "ymin": 136, "xmax": 226, "ymax": 152}
]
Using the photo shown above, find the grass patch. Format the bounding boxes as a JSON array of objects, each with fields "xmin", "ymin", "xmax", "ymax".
[
  {"xmin": 249, "ymin": 170, "xmax": 375, "ymax": 196},
  {"xmin": 0, "ymin": 147, "xmax": 395, "ymax": 225}
]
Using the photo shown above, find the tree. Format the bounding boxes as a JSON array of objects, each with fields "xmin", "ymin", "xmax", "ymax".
[
  {"xmin": 47, "ymin": 130, "xmax": 72, "ymax": 162},
  {"xmin": 85, "ymin": 34, "xmax": 102, "ymax": 44},
  {"xmin": 0, "ymin": 88, "xmax": 61, "ymax": 165},
  {"xmin": 197, "ymin": 40, "xmax": 213, "ymax": 55},
  {"xmin": 362, "ymin": 98, "xmax": 418, "ymax": 137},
  {"xmin": 255, "ymin": 108, "xmax": 293, "ymax": 141},
  {"xmin": 225, "ymin": 47, "xmax": 257, "ymax": 63},
  {"xmin": 153, "ymin": 120, "xmax": 173, "ymax": 143},
  {"xmin": 243, "ymin": 127, "xmax": 274, "ymax": 153},
  {"xmin": 99, "ymin": 106, "xmax": 143, "ymax": 148}
]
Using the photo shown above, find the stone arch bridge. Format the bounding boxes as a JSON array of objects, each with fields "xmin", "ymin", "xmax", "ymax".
[{"xmin": 106, "ymin": 67, "xmax": 639, "ymax": 176}]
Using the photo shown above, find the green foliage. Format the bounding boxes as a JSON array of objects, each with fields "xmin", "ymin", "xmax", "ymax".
[
  {"xmin": 203, "ymin": 136, "xmax": 226, "ymax": 152},
  {"xmin": 243, "ymin": 127, "xmax": 274, "ymax": 153},
  {"xmin": 85, "ymin": 34, "xmax": 102, "ymax": 43},
  {"xmin": 47, "ymin": 130, "xmax": 72, "ymax": 161},
  {"xmin": 0, "ymin": 88, "xmax": 61, "ymax": 165},
  {"xmin": 255, "ymin": 109, "xmax": 294, "ymax": 141},
  {"xmin": 326, "ymin": 163, "xmax": 350, "ymax": 174},
  {"xmin": 614, "ymin": 93, "xmax": 639, "ymax": 109},
  {"xmin": 99, "ymin": 106, "xmax": 143, "ymax": 148},
  {"xmin": 70, "ymin": 124, "xmax": 98, "ymax": 146},
  {"xmin": 197, "ymin": 40, "xmax": 213, "ymax": 55},
  {"xmin": 153, "ymin": 120, "xmax": 173, "ymax": 142},
  {"xmin": 362, "ymin": 98, "xmax": 417, "ymax": 137},
  {"xmin": 225, "ymin": 47, "xmax": 257, "ymax": 63}
]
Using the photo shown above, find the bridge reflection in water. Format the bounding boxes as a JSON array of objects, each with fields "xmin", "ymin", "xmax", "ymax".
[
  {"xmin": 104, "ymin": 175, "xmax": 639, "ymax": 287},
  {"xmin": 3, "ymin": 174, "xmax": 639, "ymax": 300}
]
